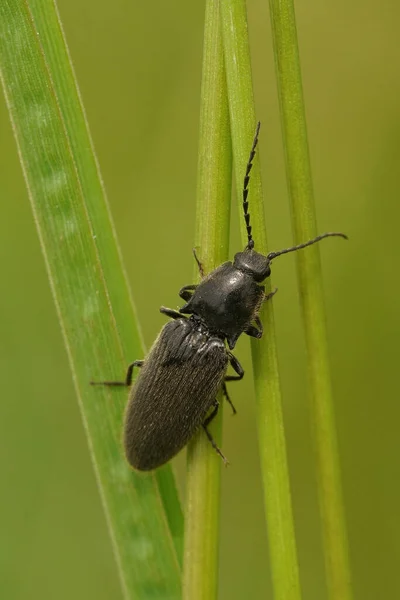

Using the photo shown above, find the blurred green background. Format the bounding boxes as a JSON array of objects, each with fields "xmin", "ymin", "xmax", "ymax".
[{"xmin": 1, "ymin": 1, "xmax": 399, "ymax": 599}]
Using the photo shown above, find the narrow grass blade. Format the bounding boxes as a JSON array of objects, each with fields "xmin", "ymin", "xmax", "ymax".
[
  {"xmin": 268, "ymin": 2, "xmax": 353, "ymax": 599},
  {"xmin": 220, "ymin": 1, "xmax": 302, "ymax": 598},
  {"xmin": 182, "ymin": 1, "xmax": 231, "ymax": 599},
  {"xmin": 0, "ymin": 1, "xmax": 182, "ymax": 597}
]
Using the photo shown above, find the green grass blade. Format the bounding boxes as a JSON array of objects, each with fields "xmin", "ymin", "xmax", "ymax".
[
  {"xmin": 268, "ymin": 1, "xmax": 353, "ymax": 598},
  {"xmin": 28, "ymin": 0, "xmax": 185, "ymax": 562},
  {"xmin": 182, "ymin": 1, "xmax": 231, "ymax": 599},
  {"xmin": 220, "ymin": 1, "xmax": 302, "ymax": 599},
  {"xmin": 0, "ymin": 1, "xmax": 182, "ymax": 597}
]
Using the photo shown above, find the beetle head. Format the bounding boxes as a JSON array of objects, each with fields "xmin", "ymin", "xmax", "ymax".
[
  {"xmin": 233, "ymin": 247, "xmax": 271, "ymax": 282},
  {"xmin": 234, "ymin": 232, "xmax": 348, "ymax": 283},
  {"xmin": 237, "ymin": 123, "xmax": 347, "ymax": 283}
]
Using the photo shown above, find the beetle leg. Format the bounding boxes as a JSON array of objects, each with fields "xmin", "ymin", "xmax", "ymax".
[
  {"xmin": 264, "ymin": 287, "xmax": 278, "ymax": 302},
  {"xmin": 202, "ymin": 425, "xmax": 229, "ymax": 466},
  {"xmin": 179, "ymin": 284, "xmax": 198, "ymax": 301},
  {"xmin": 160, "ymin": 306, "xmax": 186, "ymax": 320},
  {"xmin": 202, "ymin": 403, "xmax": 229, "ymax": 465},
  {"xmin": 192, "ymin": 247, "xmax": 205, "ymax": 278},
  {"xmin": 245, "ymin": 325, "xmax": 263, "ymax": 339},
  {"xmin": 245, "ymin": 290, "xmax": 277, "ymax": 339},
  {"xmin": 124, "ymin": 361, "xmax": 144, "ymax": 385},
  {"xmin": 222, "ymin": 382, "xmax": 237, "ymax": 415},
  {"xmin": 224, "ymin": 352, "xmax": 244, "ymax": 382},
  {"xmin": 90, "ymin": 360, "xmax": 143, "ymax": 387},
  {"xmin": 178, "ymin": 247, "xmax": 204, "ymax": 303},
  {"xmin": 203, "ymin": 401, "xmax": 219, "ymax": 427},
  {"xmin": 245, "ymin": 319, "xmax": 263, "ymax": 339}
]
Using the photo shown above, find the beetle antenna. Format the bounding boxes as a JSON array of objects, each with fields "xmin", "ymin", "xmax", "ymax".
[
  {"xmin": 243, "ymin": 121, "xmax": 261, "ymax": 250},
  {"xmin": 267, "ymin": 232, "xmax": 348, "ymax": 260}
]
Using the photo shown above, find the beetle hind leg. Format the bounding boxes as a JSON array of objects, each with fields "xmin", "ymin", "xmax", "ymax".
[
  {"xmin": 202, "ymin": 402, "xmax": 230, "ymax": 466},
  {"xmin": 202, "ymin": 424, "xmax": 229, "ymax": 466},
  {"xmin": 90, "ymin": 360, "xmax": 143, "ymax": 387}
]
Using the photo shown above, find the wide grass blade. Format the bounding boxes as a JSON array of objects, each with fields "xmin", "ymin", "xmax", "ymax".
[
  {"xmin": 268, "ymin": 1, "xmax": 353, "ymax": 598},
  {"xmin": 0, "ymin": 0, "xmax": 182, "ymax": 597},
  {"xmin": 182, "ymin": 1, "xmax": 231, "ymax": 599}
]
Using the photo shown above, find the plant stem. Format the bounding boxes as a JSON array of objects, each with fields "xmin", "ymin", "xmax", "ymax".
[
  {"xmin": 268, "ymin": 1, "xmax": 353, "ymax": 598},
  {"xmin": 220, "ymin": 1, "xmax": 302, "ymax": 599},
  {"xmin": 182, "ymin": 1, "xmax": 231, "ymax": 598}
]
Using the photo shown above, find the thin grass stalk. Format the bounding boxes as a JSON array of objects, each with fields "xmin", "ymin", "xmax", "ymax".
[
  {"xmin": 182, "ymin": 0, "xmax": 231, "ymax": 598},
  {"xmin": 220, "ymin": 1, "xmax": 302, "ymax": 598},
  {"xmin": 268, "ymin": 0, "xmax": 353, "ymax": 598}
]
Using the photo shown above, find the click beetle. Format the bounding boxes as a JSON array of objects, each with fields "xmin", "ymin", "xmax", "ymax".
[{"xmin": 92, "ymin": 122, "xmax": 346, "ymax": 470}]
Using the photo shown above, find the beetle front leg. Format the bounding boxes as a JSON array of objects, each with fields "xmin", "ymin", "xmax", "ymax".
[
  {"xmin": 179, "ymin": 284, "xmax": 198, "ymax": 301},
  {"xmin": 160, "ymin": 306, "xmax": 187, "ymax": 320},
  {"xmin": 245, "ymin": 316, "xmax": 263, "ymax": 340},
  {"xmin": 192, "ymin": 247, "xmax": 205, "ymax": 278},
  {"xmin": 244, "ymin": 289, "xmax": 277, "ymax": 340},
  {"xmin": 264, "ymin": 287, "xmax": 278, "ymax": 302}
]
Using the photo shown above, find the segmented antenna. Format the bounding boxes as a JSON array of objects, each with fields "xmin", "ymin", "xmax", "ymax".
[
  {"xmin": 267, "ymin": 232, "xmax": 348, "ymax": 260},
  {"xmin": 243, "ymin": 121, "xmax": 261, "ymax": 250}
]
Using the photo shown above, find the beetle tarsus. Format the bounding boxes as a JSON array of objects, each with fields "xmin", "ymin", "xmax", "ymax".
[{"xmin": 202, "ymin": 422, "xmax": 230, "ymax": 466}]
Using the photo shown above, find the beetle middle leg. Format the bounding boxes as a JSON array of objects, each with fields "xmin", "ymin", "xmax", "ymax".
[
  {"xmin": 222, "ymin": 352, "xmax": 244, "ymax": 414},
  {"xmin": 90, "ymin": 360, "xmax": 144, "ymax": 387},
  {"xmin": 225, "ymin": 352, "xmax": 244, "ymax": 382},
  {"xmin": 202, "ymin": 401, "xmax": 229, "ymax": 466},
  {"xmin": 222, "ymin": 382, "xmax": 237, "ymax": 416}
]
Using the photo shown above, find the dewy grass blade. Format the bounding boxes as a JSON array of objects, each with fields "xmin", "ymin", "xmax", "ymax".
[
  {"xmin": 268, "ymin": 0, "xmax": 353, "ymax": 598},
  {"xmin": 220, "ymin": 0, "xmax": 302, "ymax": 598},
  {"xmin": 182, "ymin": 1, "xmax": 231, "ymax": 599},
  {"xmin": 0, "ymin": 0, "xmax": 182, "ymax": 597}
]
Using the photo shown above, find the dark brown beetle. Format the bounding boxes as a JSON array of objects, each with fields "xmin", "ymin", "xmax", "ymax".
[{"xmin": 92, "ymin": 122, "xmax": 346, "ymax": 470}]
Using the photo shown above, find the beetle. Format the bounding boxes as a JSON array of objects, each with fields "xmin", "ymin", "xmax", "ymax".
[{"xmin": 92, "ymin": 122, "xmax": 346, "ymax": 471}]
